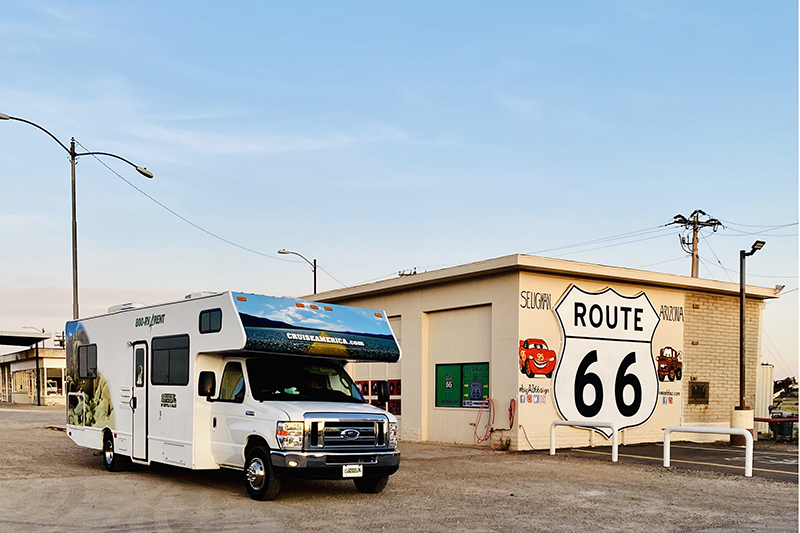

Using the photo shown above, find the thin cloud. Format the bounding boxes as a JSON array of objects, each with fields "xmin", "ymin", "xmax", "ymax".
[{"xmin": 495, "ymin": 94, "xmax": 543, "ymax": 120}]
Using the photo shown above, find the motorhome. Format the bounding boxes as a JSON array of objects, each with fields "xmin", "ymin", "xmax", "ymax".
[{"xmin": 65, "ymin": 291, "xmax": 401, "ymax": 500}]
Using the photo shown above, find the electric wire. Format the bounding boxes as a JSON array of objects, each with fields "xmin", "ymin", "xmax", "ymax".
[
  {"xmin": 720, "ymin": 219, "xmax": 798, "ymax": 229},
  {"xmin": 76, "ymin": 140, "xmax": 351, "ymax": 288},
  {"xmin": 697, "ymin": 257, "xmax": 717, "ymax": 281},
  {"xmin": 636, "ymin": 256, "xmax": 689, "ymax": 269},
  {"xmin": 761, "ymin": 328, "xmax": 793, "ymax": 378},
  {"xmin": 699, "ymin": 233, "xmax": 734, "ymax": 282},
  {"xmin": 527, "ymin": 225, "xmax": 669, "ymax": 255},
  {"xmin": 547, "ymin": 229, "xmax": 676, "ymax": 258}
]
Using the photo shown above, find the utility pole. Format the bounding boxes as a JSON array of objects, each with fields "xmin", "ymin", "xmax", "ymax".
[{"xmin": 668, "ymin": 210, "xmax": 722, "ymax": 277}]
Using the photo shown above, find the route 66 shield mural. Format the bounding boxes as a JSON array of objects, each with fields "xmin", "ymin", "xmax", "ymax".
[{"xmin": 552, "ymin": 285, "xmax": 660, "ymax": 438}]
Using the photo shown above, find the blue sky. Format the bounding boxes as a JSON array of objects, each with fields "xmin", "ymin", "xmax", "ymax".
[{"xmin": 0, "ymin": 1, "xmax": 796, "ymax": 377}]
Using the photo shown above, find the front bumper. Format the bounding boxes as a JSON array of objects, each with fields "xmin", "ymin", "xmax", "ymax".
[{"xmin": 271, "ymin": 449, "xmax": 401, "ymax": 479}]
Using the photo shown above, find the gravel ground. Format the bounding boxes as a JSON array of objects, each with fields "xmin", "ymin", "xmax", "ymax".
[{"xmin": 0, "ymin": 405, "xmax": 797, "ymax": 532}]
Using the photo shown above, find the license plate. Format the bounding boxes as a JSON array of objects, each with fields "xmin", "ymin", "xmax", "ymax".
[{"xmin": 342, "ymin": 464, "xmax": 363, "ymax": 478}]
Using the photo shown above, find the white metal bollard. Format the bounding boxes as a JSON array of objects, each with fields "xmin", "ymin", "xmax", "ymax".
[
  {"xmin": 663, "ymin": 425, "xmax": 753, "ymax": 477},
  {"xmin": 550, "ymin": 420, "xmax": 619, "ymax": 462}
]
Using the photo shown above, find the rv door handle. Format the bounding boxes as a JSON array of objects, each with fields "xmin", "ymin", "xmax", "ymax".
[
  {"xmin": 245, "ymin": 411, "xmax": 255, "ymax": 416},
  {"xmin": 129, "ymin": 397, "xmax": 137, "ymax": 410},
  {"xmin": 212, "ymin": 417, "xmax": 217, "ymax": 428}
]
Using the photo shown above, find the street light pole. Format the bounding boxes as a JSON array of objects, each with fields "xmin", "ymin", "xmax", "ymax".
[
  {"xmin": 1, "ymin": 113, "xmax": 154, "ymax": 319},
  {"xmin": 739, "ymin": 240, "xmax": 765, "ymax": 409},
  {"xmin": 71, "ymin": 138, "xmax": 79, "ymax": 321},
  {"xmin": 278, "ymin": 249, "xmax": 317, "ymax": 294}
]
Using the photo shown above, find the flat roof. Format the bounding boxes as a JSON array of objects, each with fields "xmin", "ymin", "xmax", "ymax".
[
  {"xmin": 0, "ymin": 331, "xmax": 52, "ymax": 347},
  {"xmin": 312, "ymin": 253, "xmax": 780, "ymax": 303}
]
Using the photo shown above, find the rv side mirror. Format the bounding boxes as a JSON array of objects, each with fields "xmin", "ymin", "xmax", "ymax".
[
  {"xmin": 376, "ymin": 380, "xmax": 390, "ymax": 406},
  {"xmin": 198, "ymin": 371, "xmax": 216, "ymax": 399}
]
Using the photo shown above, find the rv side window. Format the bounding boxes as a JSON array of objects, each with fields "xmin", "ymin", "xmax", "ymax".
[
  {"xmin": 199, "ymin": 309, "xmax": 222, "ymax": 334},
  {"xmin": 151, "ymin": 335, "xmax": 190, "ymax": 386},
  {"xmin": 78, "ymin": 344, "xmax": 97, "ymax": 379},
  {"xmin": 135, "ymin": 348, "xmax": 145, "ymax": 387},
  {"xmin": 218, "ymin": 362, "xmax": 245, "ymax": 402}
]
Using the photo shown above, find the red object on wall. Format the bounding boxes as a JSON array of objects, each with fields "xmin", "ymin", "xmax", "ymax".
[
  {"xmin": 356, "ymin": 381, "xmax": 370, "ymax": 397},
  {"xmin": 388, "ymin": 379, "xmax": 401, "ymax": 396},
  {"xmin": 388, "ymin": 399, "xmax": 401, "ymax": 416}
]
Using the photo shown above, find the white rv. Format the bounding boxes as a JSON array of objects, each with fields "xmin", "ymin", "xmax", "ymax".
[{"xmin": 65, "ymin": 291, "xmax": 401, "ymax": 500}]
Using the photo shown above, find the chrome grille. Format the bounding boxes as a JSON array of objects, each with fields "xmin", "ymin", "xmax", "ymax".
[
  {"xmin": 305, "ymin": 413, "xmax": 388, "ymax": 450},
  {"xmin": 323, "ymin": 421, "xmax": 376, "ymax": 447}
]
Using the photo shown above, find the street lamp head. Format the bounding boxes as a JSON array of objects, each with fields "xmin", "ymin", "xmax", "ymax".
[
  {"xmin": 136, "ymin": 166, "xmax": 154, "ymax": 178},
  {"xmin": 278, "ymin": 249, "xmax": 291, "ymax": 255},
  {"xmin": 0, "ymin": 113, "xmax": 9, "ymax": 120},
  {"xmin": 751, "ymin": 240, "xmax": 765, "ymax": 252}
]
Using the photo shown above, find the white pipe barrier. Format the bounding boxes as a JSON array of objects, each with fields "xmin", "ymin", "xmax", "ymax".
[
  {"xmin": 550, "ymin": 420, "xmax": 619, "ymax": 462},
  {"xmin": 663, "ymin": 426, "xmax": 753, "ymax": 477}
]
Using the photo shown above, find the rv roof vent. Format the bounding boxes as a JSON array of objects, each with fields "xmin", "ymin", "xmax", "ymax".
[
  {"xmin": 184, "ymin": 291, "xmax": 219, "ymax": 300},
  {"xmin": 107, "ymin": 302, "xmax": 147, "ymax": 313}
]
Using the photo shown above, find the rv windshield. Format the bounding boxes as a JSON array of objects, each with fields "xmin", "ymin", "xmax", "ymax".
[{"xmin": 246, "ymin": 357, "xmax": 366, "ymax": 403}]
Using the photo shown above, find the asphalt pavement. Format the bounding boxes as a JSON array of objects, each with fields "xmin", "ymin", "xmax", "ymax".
[{"xmin": 547, "ymin": 439, "xmax": 798, "ymax": 483}]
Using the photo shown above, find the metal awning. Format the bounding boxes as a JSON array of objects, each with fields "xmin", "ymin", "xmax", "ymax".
[{"xmin": 0, "ymin": 331, "xmax": 51, "ymax": 347}]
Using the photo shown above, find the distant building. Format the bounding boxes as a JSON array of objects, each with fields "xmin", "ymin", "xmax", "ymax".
[{"xmin": 0, "ymin": 331, "xmax": 65, "ymax": 406}]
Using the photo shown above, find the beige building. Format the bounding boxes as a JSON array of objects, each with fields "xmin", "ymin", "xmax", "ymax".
[
  {"xmin": 0, "ymin": 331, "xmax": 66, "ymax": 406},
  {"xmin": 313, "ymin": 254, "xmax": 778, "ymax": 450}
]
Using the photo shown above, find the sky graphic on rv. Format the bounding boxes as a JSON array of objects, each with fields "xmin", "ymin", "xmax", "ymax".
[{"xmin": 232, "ymin": 293, "xmax": 400, "ymax": 362}]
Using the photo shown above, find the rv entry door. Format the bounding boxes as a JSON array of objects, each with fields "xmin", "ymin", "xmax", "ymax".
[{"xmin": 132, "ymin": 343, "xmax": 148, "ymax": 461}]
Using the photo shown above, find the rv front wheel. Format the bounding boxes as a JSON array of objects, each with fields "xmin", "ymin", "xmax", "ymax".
[
  {"xmin": 244, "ymin": 446, "xmax": 281, "ymax": 501},
  {"xmin": 103, "ymin": 433, "xmax": 127, "ymax": 472}
]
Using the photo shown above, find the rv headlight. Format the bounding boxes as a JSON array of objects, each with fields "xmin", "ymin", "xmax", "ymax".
[
  {"xmin": 277, "ymin": 421, "xmax": 304, "ymax": 450},
  {"xmin": 388, "ymin": 422, "xmax": 398, "ymax": 448}
]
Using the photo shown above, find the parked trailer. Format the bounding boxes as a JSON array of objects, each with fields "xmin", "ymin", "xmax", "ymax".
[{"xmin": 65, "ymin": 291, "xmax": 401, "ymax": 500}]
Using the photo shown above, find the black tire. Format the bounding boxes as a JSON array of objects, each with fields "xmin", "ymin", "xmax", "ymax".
[
  {"xmin": 525, "ymin": 361, "xmax": 535, "ymax": 379},
  {"xmin": 103, "ymin": 432, "xmax": 127, "ymax": 472},
  {"xmin": 353, "ymin": 474, "xmax": 389, "ymax": 494},
  {"xmin": 244, "ymin": 446, "xmax": 281, "ymax": 501},
  {"xmin": 675, "ymin": 368, "xmax": 682, "ymax": 381},
  {"xmin": 668, "ymin": 369, "xmax": 675, "ymax": 382},
  {"xmin": 545, "ymin": 371, "xmax": 553, "ymax": 379},
  {"xmin": 659, "ymin": 374, "xmax": 665, "ymax": 382}
]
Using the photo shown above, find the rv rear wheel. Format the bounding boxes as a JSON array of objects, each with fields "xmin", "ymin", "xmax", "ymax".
[
  {"xmin": 103, "ymin": 433, "xmax": 127, "ymax": 472},
  {"xmin": 353, "ymin": 474, "xmax": 389, "ymax": 494},
  {"xmin": 244, "ymin": 446, "xmax": 281, "ymax": 501}
]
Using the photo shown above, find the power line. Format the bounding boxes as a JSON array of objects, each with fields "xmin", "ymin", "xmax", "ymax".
[
  {"xmin": 699, "ymin": 233, "xmax": 734, "ymax": 282},
  {"xmin": 79, "ymin": 141, "xmax": 355, "ymax": 291},
  {"xmin": 719, "ymin": 219, "xmax": 798, "ymax": 229},
  {"xmin": 316, "ymin": 264, "xmax": 347, "ymax": 289},
  {"xmin": 635, "ymin": 256, "xmax": 688, "ymax": 269},
  {"xmin": 78, "ymin": 142, "xmax": 298, "ymax": 263},
  {"xmin": 528, "ymin": 225, "xmax": 669, "ymax": 255},
  {"xmin": 762, "ymin": 328, "xmax": 794, "ymax": 378}
]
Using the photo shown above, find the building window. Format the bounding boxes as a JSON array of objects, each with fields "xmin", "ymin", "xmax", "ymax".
[
  {"xmin": 152, "ymin": 335, "xmax": 190, "ymax": 386},
  {"xmin": 435, "ymin": 362, "xmax": 489, "ymax": 408},
  {"xmin": 78, "ymin": 344, "xmax": 98, "ymax": 379},
  {"xmin": 199, "ymin": 309, "xmax": 222, "ymax": 334}
]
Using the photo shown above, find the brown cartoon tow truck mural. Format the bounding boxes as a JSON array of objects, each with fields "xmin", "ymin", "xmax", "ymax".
[
  {"xmin": 519, "ymin": 338, "xmax": 557, "ymax": 378},
  {"xmin": 657, "ymin": 346, "xmax": 683, "ymax": 382}
]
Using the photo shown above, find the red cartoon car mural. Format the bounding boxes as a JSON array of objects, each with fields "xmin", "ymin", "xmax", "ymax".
[
  {"xmin": 519, "ymin": 338, "xmax": 557, "ymax": 378},
  {"xmin": 657, "ymin": 346, "xmax": 683, "ymax": 382}
]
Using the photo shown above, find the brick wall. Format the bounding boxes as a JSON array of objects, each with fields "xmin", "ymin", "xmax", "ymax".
[{"xmin": 683, "ymin": 292, "xmax": 764, "ymax": 425}]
